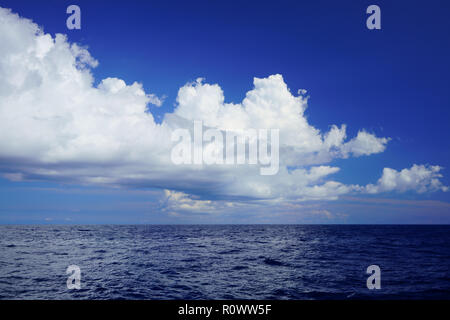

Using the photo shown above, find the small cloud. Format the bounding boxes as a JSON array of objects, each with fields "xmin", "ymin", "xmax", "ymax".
[{"xmin": 3, "ymin": 173, "xmax": 24, "ymax": 181}]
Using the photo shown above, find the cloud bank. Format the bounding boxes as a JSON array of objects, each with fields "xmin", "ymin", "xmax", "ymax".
[{"xmin": 0, "ymin": 7, "xmax": 447, "ymax": 215}]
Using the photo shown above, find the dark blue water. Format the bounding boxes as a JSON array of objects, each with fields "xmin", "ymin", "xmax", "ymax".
[{"xmin": 0, "ymin": 225, "xmax": 449, "ymax": 299}]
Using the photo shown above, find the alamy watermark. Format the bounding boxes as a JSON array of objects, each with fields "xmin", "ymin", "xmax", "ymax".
[
  {"xmin": 366, "ymin": 264, "xmax": 381, "ymax": 290},
  {"xmin": 64, "ymin": 4, "xmax": 381, "ymax": 31},
  {"xmin": 171, "ymin": 120, "xmax": 279, "ymax": 175},
  {"xmin": 66, "ymin": 265, "xmax": 81, "ymax": 290},
  {"xmin": 366, "ymin": 5, "xmax": 381, "ymax": 30},
  {"xmin": 66, "ymin": 5, "xmax": 81, "ymax": 30}
]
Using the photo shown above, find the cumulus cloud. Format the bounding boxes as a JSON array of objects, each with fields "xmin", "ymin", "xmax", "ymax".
[
  {"xmin": 0, "ymin": 7, "xmax": 447, "ymax": 215},
  {"xmin": 364, "ymin": 165, "xmax": 448, "ymax": 194},
  {"xmin": 173, "ymin": 77, "xmax": 389, "ymax": 167}
]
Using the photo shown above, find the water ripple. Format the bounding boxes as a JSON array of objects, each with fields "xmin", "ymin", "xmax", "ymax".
[{"xmin": 0, "ymin": 225, "xmax": 449, "ymax": 299}]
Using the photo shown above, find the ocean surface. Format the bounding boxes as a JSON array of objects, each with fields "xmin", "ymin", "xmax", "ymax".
[{"xmin": 0, "ymin": 225, "xmax": 449, "ymax": 300}]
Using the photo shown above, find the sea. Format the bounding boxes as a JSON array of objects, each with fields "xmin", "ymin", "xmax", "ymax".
[{"xmin": 0, "ymin": 225, "xmax": 449, "ymax": 299}]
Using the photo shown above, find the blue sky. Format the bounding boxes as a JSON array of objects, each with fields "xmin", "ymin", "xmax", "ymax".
[{"xmin": 0, "ymin": 0, "xmax": 449, "ymax": 224}]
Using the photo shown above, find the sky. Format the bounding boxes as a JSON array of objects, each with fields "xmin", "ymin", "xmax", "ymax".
[{"xmin": 0, "ymin": 0, "xmax": 449, "ymax": 224}]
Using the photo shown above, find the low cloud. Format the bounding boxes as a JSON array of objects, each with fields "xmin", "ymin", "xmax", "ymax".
[
  {"xmin": 0, "ymin": 7, "xmax": 447, "ymax": 216},
  {"xmin": 364, "ymin": 164, "xmax": 448, "ymax": 194}
]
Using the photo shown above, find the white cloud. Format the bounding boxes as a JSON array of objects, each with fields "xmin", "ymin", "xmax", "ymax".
[
  {"xmin": 341, "ymin": 130, "xmax": 390, "ymax": 157},
  {"xmin": 364, "ymin": 164, "xmax": 448, "ymax": 194},
  {"xmin": 163, "ymin": 189, "xmax": 231, "ymax": 213},
  {"xmin": 173, "ymin": 76, "xmax": 389, "ymax": 167},
  {"xmin": 0, "ymin": 7, "xmax": 447, "ymax": 215}
]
